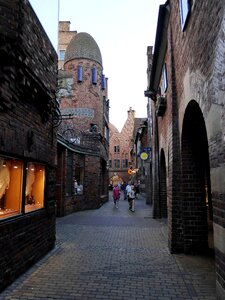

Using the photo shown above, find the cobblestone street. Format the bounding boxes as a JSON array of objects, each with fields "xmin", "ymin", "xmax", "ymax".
[{"xmin": 0, "ymin": 193, "xmax": 216, "ymax": 300}]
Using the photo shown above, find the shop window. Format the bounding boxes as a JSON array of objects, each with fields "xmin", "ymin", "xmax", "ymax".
[
  {"xmin": 74, "ymin": 164, "xmax": 84, "ymax": 195},
  {"xmin": 25, "ymin": 162, "xmax": 45, "ymax": 213},
  {"xmin": 0, "ymin": 158, "xmax": 23, "ymax": 218},
  {"xmin": 66, "ymin": 151, "xmax": 73, "ymax": 196}
]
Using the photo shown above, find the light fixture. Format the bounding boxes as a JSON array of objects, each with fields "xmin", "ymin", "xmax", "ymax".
[
  {"xmin": 30, "ymin": 163, "xmax": 35, "ymax": 171},
  {"xmin": 13, "ymin": 161, "xmax": 18, "ymax": 169},
  {"xmin": 2, "ymin": 160, "xmax": 6, "ymax": 167}
]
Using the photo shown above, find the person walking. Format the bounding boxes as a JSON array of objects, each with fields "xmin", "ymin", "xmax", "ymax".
[
  {"xmin": 113, "ymin": 184, "xmax": 120, "ymax": 208},
  {"xmin": 121, "ymin": 181, "xmax": 128, "ymax": 200},
  {"xmin": 125, "ymin": 181, "xmax": 132, "ymax": 210},
  {"xmin": 128, "ymin": 185, "xmax": 136, "ymax": 212}
]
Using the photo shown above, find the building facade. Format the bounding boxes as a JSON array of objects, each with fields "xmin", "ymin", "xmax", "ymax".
[
  {"xmin": 109, "ymin": 108, "xmax": 147, "ymax": 186},
  {"xmin": 145, "ymin": 1, "xmax": 225, "ymax": 298},
  {"xmin": 56, "ymin": 25, "xmax": 109, "ymax": 215},
  {"xmin": 0, "ymin": 0, "xmax": 58, "ymax": 290},
  {"xmin": 58, "ymin": 21, "xmax": 77, "ymax": 70}
]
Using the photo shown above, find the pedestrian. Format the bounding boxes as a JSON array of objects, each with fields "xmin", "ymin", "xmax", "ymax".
[
  {"xmin": 125, "ymin": 181, "xmax": 132, "ymax": 209},
  {"xmin": 134, "ymin": 180, "xmax": 140, "ymax": 198},
  {"xmin": 113, "ymin": 184, "xmax": 120, "ymax": 208},
  {"xmin": 128, "ymin": 185, "xmax": 136, "ymax": 212},
  {"xmin": 74, "ymin": 179, "xmax": 78, "ymax": 194},
  {"xmin": 121, "ymin": 181, "xmax": 128, "ymax": 200}
]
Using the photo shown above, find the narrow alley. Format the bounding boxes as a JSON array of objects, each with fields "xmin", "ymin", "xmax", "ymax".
[{"xmin": 0, "ymin": 193, "xmax": 216, "ymax": 300}]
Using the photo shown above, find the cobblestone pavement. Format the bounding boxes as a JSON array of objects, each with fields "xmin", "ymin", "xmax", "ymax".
[{"xmin": 0, "ymin": 193, "xmax": 216, "ymax": 300}]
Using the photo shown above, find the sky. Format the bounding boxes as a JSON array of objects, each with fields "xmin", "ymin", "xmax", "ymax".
[{"xmin": 29, "ymin": 0, "xmax": 165, "ymax": 132}]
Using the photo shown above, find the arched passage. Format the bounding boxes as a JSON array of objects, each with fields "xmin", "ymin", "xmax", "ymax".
[
  {"xmin": 181, "ymin": 100, "xmax": 213, "ymax": 254},
  {"xmin": 160, "ymin": 149, "xmax": 167, "ymax": 218}
]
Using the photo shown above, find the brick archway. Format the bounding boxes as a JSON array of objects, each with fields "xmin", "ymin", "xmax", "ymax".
[{"xmin": 181, "ymin": 100, "xmax": 213, "ymax": 254}]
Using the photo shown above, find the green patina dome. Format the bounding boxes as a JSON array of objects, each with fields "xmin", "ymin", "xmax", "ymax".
[{"xmin": 64, "ymin": 32, "xmax": 102, "ymax": 65}]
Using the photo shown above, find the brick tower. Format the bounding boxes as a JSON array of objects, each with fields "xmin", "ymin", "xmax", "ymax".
[{"xmin": 57, "ymin": 26, "xmax": 109, "ymax": 213}]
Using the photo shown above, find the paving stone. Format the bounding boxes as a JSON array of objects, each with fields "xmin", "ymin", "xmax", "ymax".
[{"xmin": 0, "ymin": 193, "xmax": 216, "ymax": 300}]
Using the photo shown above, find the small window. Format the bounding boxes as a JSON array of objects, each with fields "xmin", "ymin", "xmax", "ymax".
[
  {"xmin": 92, "ymin": 67, "xmax": 97, "ymax": 85},
  {"xmin": 101, "ymin": 74, "xmax": 105, "ymax": 90},
  {"xmin": 161, "ymin": 64, "xmax": 167, "ymax": 94},
  {"xmin": 0, "ymin": 157, "xmax": 23, "ymax": 218},
  {"xmin": 59, "ymin": 50, "xmax": 65, "ymax": 60},
  {"xmin": 122, "ymin": 159, "xmax": 128, "ymax": 168},
  {"xmin": 114, "ymin": 159, "xmax": 120, "ymax": 169},
  {"xmin": 77, "ymin": 65, "xmax": 83, "ymax": 82},
  {"xmin": 114, "ymin": 145, "xmax": 120, "ymax": 153},
  {"xmin": 25, "ymin": 162, "xmax": 45, "ymax": 213},
  {"xmin": 179, "ymin": 0, "xmax": 191, "ymax": 31}
]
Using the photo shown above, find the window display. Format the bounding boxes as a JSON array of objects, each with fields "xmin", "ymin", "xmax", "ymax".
[
  {"xmin": 0, "ymin": 157, "xmax": 45, "ymax": 219},
  {"xmin": 25, "ymin": 162, "xmax": 45, "ymax": 212},
  {"xmin": 74, "ymin": 164, "xmax": 84, "ymax": 195},
  {"xmin": 0, "ymin": 158, "xmax": 23, "ymax": 218}
]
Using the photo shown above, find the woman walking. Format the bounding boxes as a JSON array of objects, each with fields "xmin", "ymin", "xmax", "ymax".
[{"xmin": 113, "ymin": 184, "xmax": 120, "ymax": 208}]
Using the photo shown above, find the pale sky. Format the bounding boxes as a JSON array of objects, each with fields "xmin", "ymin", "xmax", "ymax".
[{"xmin": 29, "ymin": 0, "xmax": 165, "ymax": 132}]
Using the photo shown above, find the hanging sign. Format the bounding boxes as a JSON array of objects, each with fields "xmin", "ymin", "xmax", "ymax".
[{"xmin": 140, "ymin": 152, "xmax": 148, "ymax": 160}]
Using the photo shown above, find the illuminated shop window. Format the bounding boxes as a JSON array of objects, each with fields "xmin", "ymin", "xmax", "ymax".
[
  {"xmin": 25, "ymin": 162, "xmax": 45, "ymax": 213},
  {"xmin": 0, "ymin": 158, "xmax": 23, "ymax": 218}
]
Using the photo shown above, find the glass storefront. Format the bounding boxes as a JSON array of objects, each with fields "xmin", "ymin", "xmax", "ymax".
[{"xmin": 0, "ymin": 157, "xmax": 45, "ymax": 219}]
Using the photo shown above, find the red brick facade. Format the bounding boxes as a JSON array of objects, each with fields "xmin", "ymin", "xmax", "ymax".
[
  {"xmin": 56, "ymin": 25, "xmax": 109, "ymax": 215},
  {"xmin": 147, "ymin": 1, "xmax": 225, "ymax": 298},
  {"xmin": 109, "ymin": 108, "xmax": 147, "ymax": 186}
]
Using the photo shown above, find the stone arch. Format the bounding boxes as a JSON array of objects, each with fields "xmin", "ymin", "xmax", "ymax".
[
  {"xmin": 160, "ymin": 148, "xmax": 167, "ymax": 218},
  {"xmin": 181, "ymin": 100, "xmax": 213, "ymax": 254}
]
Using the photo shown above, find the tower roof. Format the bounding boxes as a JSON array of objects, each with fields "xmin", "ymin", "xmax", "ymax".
[{"xmin": 64, "ymin": 32, "xmax": 102, "ymax": 65}]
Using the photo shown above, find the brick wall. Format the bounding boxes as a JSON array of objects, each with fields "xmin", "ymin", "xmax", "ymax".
[
  {"xmin": 150, "ymin": 0, "xmax": 225, "ymax": 297},
  {"xmin": 0, "ymin": 0, "xmax": 57, "ymax": 290}
]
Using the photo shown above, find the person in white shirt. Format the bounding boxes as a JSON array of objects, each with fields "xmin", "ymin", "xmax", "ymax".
[
  {"xmin": 128, "ymin": 185, "xmax": 136, "ymax": 212},
  {"xmin": 125, "ymin": 182, "xmax": 132, "ymax": 210}
]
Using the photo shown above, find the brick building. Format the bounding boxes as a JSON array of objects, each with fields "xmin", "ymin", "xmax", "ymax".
[
  {"xmin": 109, "ymin": 108, "xmax": 146, "ymax": 185},
  {"xmin": 56, "ymin": 23, "xmax": 109, "ymax": 215},
  {"xmin": 58, "ymin": 21, "xmax": 77, "ymax": 70},
  {"xmin": 145, "ymin": 1, "xmax": 225, "ymax": 298},
  {"xmin": 0, "ymin": 0, "xmax": 58, "ymax": 291}
]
